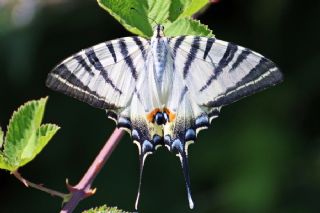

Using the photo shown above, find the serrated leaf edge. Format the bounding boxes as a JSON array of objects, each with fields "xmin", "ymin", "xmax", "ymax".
[
  {"xmin": 164, "ymin": 17, "xmax": 214, "ymax": 37},
  {"xmin": 4, "ymin": 97, "xmax": 48, "ymax": 146},
  {"xmin": 190, "ymin": 18, "xmax": 214, "ymax": 37},
  {"xmin": 18, "ymin": 123, "xmax": 60, "ymax": 167},
  {"xmin": 1, "ymin": 97, "xmax": 48, "ymax": 171},
  {"xmin": 0, "ymin": 126, "xmax": 4, "ymax": 148}
]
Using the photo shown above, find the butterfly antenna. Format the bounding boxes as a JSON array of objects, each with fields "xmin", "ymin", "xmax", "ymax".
[
  {"xmin": 178, "ymin": 151, "xmax": 194, "ymax": 209},
  {"xmin": 130, "ymin": 7, "xmax": 158, "ymax": 26}
]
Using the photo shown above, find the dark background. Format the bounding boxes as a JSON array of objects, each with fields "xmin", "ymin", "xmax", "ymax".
[{"xmin": 0, "ymin": 0, "xmax": 320, "ymax": 212}]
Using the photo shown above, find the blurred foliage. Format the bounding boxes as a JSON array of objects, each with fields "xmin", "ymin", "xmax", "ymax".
[
  {"xmin": 0, "ymin": 0, "xmax": 320, "ymax": 213},
  {"xmin": 82, "ymin": 204, "xmax": 130, "ymax": 213}
]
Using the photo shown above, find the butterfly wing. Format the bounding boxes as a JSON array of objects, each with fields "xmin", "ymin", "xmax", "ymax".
[
  {"xmin": 166, "ymin": 36, "xmax": 283, "ymax": 208},
  {"xmin": 46, "ymin": 36, "xmax": 148, "ymax": 112},
  {"xmin": 170, "ymin": 36, "xmax": 283, "ymax": 107},
  {"xmin": 46, "ymin": 35, "xmax": 166, "ymax": 149},
  {"xmin": 46, "ymin": 36, "xmax": 164, "ymax": 209},
  {"xmin": 167, "ymin": 35, "xmax": 283, "ymax": 144}
]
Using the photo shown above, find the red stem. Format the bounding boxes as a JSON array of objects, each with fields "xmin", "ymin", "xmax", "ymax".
[
  {"xmin": 60, "ymin": 128, "xmax": 124, "ymax": 213},
  {"xmin": 13, "ymin": 171, "xmax": 68, "ymax": 199}
]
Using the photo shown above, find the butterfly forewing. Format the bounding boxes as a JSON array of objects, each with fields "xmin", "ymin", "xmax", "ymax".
[
  {"xmin": 169, "ymin": 36, "xmax": 282, "ymax": 108},
  {"xmin": 46, "ymin": 37, "xmax": 150, "ymax": 111}
]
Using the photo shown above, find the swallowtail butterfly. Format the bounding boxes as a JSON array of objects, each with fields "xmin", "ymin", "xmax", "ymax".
[{"xmin": 46, "ymin": 24, "xmax": 283, "ymax": 209}]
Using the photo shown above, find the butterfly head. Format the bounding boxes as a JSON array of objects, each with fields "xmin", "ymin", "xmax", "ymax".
[{"xmin": 153, "ymin": 24, "xmax": 165, "ymax": 38}]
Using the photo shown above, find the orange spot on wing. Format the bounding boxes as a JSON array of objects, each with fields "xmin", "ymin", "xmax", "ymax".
[
  {"xmin": 146, "ymin": 108, "xmax": 160, "ymax": 122},
  {"xmin": 164, "ymin": 108, "xmax": 176, "ymax": 122}
]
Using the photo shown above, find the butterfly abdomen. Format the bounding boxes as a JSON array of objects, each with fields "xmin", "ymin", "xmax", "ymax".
[{"xmin": 152, "ymin": 38, "xmax": 168, "ymax": 79}]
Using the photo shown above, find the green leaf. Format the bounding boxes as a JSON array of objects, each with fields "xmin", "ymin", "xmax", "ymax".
[
  {"xmin": 169, "ymin": 0, "xmax": 208, "ymax": 21},
  {"xmin": 97, "ymin": 0, "xmax": 213, "ymax": 37},
  {"xmin": 164, "ymin": 17, "xmax": 213, "ymax": 37},
  {"xmin": 0, "ymin": 97, "xmax": 60, "ymax": 171},
  {"xmin": 98, "ymin": 0, "xmax": 170, "ymax": 37},
  {"xmin": 0, "ymin": 127, "xmax": 12, "ymax": 171},
  {"xmin": 19, "ymin": 124, "xmax": 60, "ymax": 167},
  {"xmin": 0, "ymin": 127, "xmax": 3, "ymax": 148},
  {"xmin": 179, "ymin": 0, "xmax": 209, "ymax": 18},
  {"xmin": 0, "ymin": 154, "xmax": 12, "ymax": 171},
  {"xmin": 4, "ymin": 97, "xmax": 47, "ymax": 167},
  {"xmin": 83, "ymin": 205, "xmax": 130, "ymax": 213}
]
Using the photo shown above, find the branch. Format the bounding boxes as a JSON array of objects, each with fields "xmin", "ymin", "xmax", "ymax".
[
  {"xmin": 13, "ymin": 170, "xmax": 68, "ymax": 199},
  {"xmin": 60, "ymin": 128, "xmax": 124, "ymax": 213}
]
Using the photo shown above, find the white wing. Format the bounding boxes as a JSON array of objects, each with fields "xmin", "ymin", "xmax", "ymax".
[
  {"xmin": 170, "ymin": 36, "xmax": 283, "ymax": 108},
  {"xmin": 47, "ymin": 36, "xmax": 157, "ymax": 132},
  {"xmin": 166, "ymin": 35, "xmax": 283, "ymax": 143},
  {"xmin": 163, "ymin": 36, "xmax": 282, "ymax": 209},
  {"xmin": 46, "ymin": 34, "xmax": 166, "ymax": 146},
  {"xmin": 46, "ymin": 36, "xmax": 165, "ymax": 209},
  {"xmin": 46, "ymin": 36, "xmax": 151, "ymax": 111}
]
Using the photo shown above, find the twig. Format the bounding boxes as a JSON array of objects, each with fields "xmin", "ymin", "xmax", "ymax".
[
  {"xmin": 13, "ymin": 170, "xmax": 68, "ymax": 199},
  {"xmin": 60, "ymin": 128, "xmax": 124, "ymax": 213}
]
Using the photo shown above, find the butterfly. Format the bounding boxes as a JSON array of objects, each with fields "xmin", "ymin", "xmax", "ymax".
[{"xmin": 46, "ymin": 24, "xmax": 283, "ymax": 209}]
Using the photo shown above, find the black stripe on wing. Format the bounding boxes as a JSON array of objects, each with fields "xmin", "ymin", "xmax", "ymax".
[
  {"xmin": 183, "ymin": 37, "xmax": 201, "ymax": 79},
  {"xmin": 200, "ymin": 42, "xmax": 238, "ymax": 92},
  {"xmin": 132, "ymin": 37, "xmax": 148, "ymax": 60},
  {"xmin": 106, "ymin": 42, "xmax": 117, "ymax": 63},
  {"xmin": 206, "ymin": 57, "xmax": 283, "ymax": 107},
  {"xmin": 230, "ymin": 48, "xmax": 251, "ymax": 71},
  {"xmin": 85, "ymin": 48, "xmax": 123, "ymax": 95},
  {"xmin": 119, "ymin": 38, "xmax": 138, "ymax": 80},
  {"xmin": 73, "ymin": 55, "xmax": 94, "ymax": 76},
  {"xmin": 172, "ymin": 36, "xmax": 186, "ymax": 56},
  {"xmin": 203, "ymin": 38, "xmax": 215, "ymax": 60},
  {"xmin": 46, "ymin": 64, "xmax": 118, "ymax": 109}
]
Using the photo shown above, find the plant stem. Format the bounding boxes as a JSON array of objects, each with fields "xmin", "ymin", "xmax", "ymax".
[
  {"xmin": 60, "ymin": 128, "xmax": 124, "ymax": 213},
  {"xmin": 13, "ymin": 170, "xmax": 67, "ymax": 198}
]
